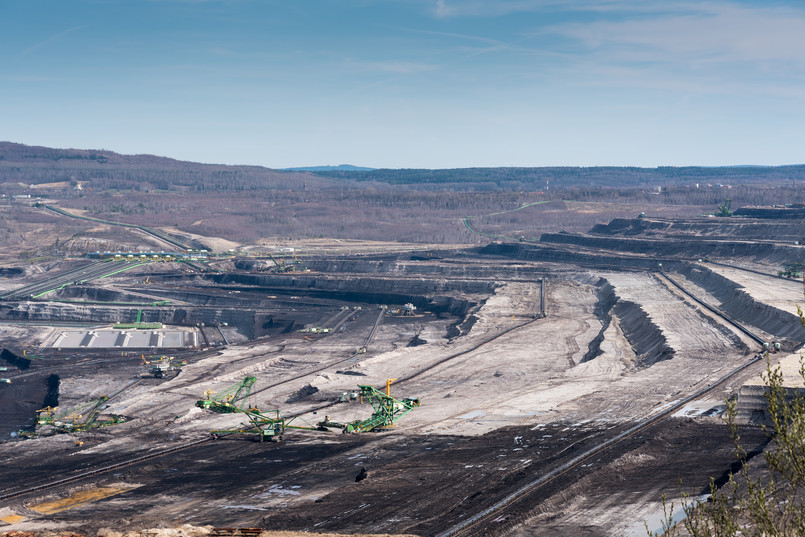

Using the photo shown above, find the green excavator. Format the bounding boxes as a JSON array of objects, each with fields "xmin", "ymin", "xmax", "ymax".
[
  {"xmin": 212, "ymin": 409, "xmax": 325, "ymax": 442},
  {"xmin": 318, "ymin": 379, "xmax": 421, "ymax": 434},
  {"xmin": 23, "ymin": 396, "xmax": 127, "ymax": 439},
  {"xmin": 209, "ymin": 379, "xmax": 421, "ymax": 441},
  {"xmin": 196, "ymin": 376, "xmax": 257, "ymax": 413},
  {"xmin": 716, "ymin": 198, "xmax": 733, "ymax": 217}
]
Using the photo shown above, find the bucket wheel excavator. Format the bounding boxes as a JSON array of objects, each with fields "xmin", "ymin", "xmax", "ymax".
[{"xmin": 196, "ymin": 376, "xmax": 257, "ymax": 413}]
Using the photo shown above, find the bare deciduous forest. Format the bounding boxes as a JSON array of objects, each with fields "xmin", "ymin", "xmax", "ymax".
[{"xmin": 2, "ymin": 141, "xmax": 805, "ymax": 246}]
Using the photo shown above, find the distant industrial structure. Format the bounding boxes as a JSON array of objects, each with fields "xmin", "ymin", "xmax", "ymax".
[{"xmin": 85, "ymin": 251, "xmax": 209, "ymax": 261}]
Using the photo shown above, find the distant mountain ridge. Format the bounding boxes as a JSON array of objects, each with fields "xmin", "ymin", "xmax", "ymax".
[
  {"xmin": 0, "ymin": 141, "xmax": 324, "ymax": 193},
  {"xmin": 283, "ymin": 164, "xmax": 375, "ymax": 172},
  {"xmin": 3, "ymin": 141, "xmax": 805, "ymax": 192},
  {"xmin": 0, "ymin": 141, "xmax": 265, "ymax": 169}
]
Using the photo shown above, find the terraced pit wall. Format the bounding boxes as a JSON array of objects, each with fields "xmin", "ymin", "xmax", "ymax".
[
  {"xmin": 539, "ymin": 233, "xmax": 805, "ymax": 264},
  {"xmin": 206, "ymin": 272, "xmax": 488, "ymax": 316},
  {"xmin": 0, "ymin": 275, "xmax": 489, "ymax": 340},
  {"xmin": 0, "ymin": 302, "xmax": 260, "ymax": 338},
  {"xmin": 677, "ymin": 264, "xmax": 805, "ymax": 344},
  {"xmin": 479, "ymin": 243, "xmax": 672, "ymax": 271},
  {"xmin": 591, "ymin": 217, "xmax": 805, "ymax": 242},
  {"xmin": 261, "ymin": 258, "xmax": 562, "ymax": 280}
]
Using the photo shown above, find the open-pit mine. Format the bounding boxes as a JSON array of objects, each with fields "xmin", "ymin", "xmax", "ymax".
[{"xmin": 2, "ymin": 206, "xmax": 805, "ymax": 536}]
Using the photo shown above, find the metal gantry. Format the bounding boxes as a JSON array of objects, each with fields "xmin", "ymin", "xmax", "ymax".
[
  {"xmin": 318, "ymin": 380, "xmax": 421, "ymax": 434},
  {"xmin": 208, "ymin": 379, "xmax": 421, "ymax": 441},
  {"xmin": 24, "ymin": 396, "xmax": 127, "ymax": 438},
  {"xmin": 196, "ymin": 376, "xmax": 257, "ymax": 413},
  {"xmin": 212, "ymin": 409, "xmax": 324, "ymax": 442}
]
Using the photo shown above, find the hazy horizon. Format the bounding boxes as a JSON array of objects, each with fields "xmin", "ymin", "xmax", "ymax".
[{"xmin": 3, "ymin": 1, "xmax": 805, "ymax": 169}]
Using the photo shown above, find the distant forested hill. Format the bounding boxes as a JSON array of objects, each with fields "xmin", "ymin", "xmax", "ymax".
[
  {"xmin": 0, "ymin": 141, "xmax": 330, "ymax": 192},
  {"xmin": 313, "ymin": 165, "xmax": 805, "ymax": 189},
  {"xmin": 282, "ymin": 164, "xmax": 375, "ymax": 172},
  {"xmin": 2, "ymin": 141, "xmax": 804, "ymax": 194},
  {"xmin": 3, "ymin": 142, "xmax": 805, "ymax": 245}
]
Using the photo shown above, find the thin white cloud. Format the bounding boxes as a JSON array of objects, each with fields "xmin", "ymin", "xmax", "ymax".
[
  {"xmin": 348, "ymin": 59, "xmax": 441, "ymax": 74},
  {"xmin": 547, "ymin": 4, "xmax": 805, "ymax": 66},
  {"xmin": 489, "ymin": 1, "xmax": 805, "ymax": 101},
  {"xmin": 390, "ymin": 25, "xmax": 545, "ymax": 57},
  {"xmin": 0, "ymin": 75, "xmax": 60, "ymax": 82},
  {"xmin": 21, "ymin": 26, "xmax": 84, "ymax": 56},
  {"xmin": 431, "ymin": 0, "xmax": 700, "ymax": 18}
]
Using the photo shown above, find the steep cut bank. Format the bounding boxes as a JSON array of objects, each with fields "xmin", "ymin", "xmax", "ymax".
[
  {"xmin": 579, "ymin": 278, "xmax": 674, "ymax": 368},
  {"xmin": 1, "ymin": 347, "xmax": 30, "ymax": 369},
  {"xmin": 0, "ymin": 302, "xmax": 261, "ymax": 338},
  {"xmin": 613, "ymin": 300, "xmax": 675, "ymax": 367},
  {"xmin": 479, "ymin": 242, "xmax": 672, "ymax": 270},
  {"xmin": 590, "ymin": 216, "xmax": 805, "ymax": 241},
  {"xmin": 0, "ymin": 350, "xmax": 55, "ymax": 438},
  {"xmin": 206, "ymin": 272, "xmax": 487, "ymax": 316},
  {"xmin": 581, "ymin": 280, "xmax": 617, "ymax": 363},
  {"xmin": 678, "ymin": 264, "xmax": 805, "ymax": 344},
  {"xmin": 539, "ymin": 232, "xmax": 805, "ymax": 263}
]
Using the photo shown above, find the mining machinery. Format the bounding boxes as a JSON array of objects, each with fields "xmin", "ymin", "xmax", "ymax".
[
  {"xmin": 318, "ymin": 379, "xmax": 421, "ymax": 434},
  {"xmin": 778, "ymin": 262, "xmax": 804, "ymax": 279},
  {"xmin": 716, "ymin": 198, "xmax": 733, "ymax": 217},
  {"xmin": 196, "ymin": 376, "xmax": 257, "ymax": 413},
  {"xmin": 26, "ymin": 397, "xmax": 127, "ymax": 438},
  {"xmin": 209, "ymin": 379, "xmax": 420, "ymax": 441},
  {"xmin": 212, "ymin": 409, "xmax": 326, "ymax": 442},
  {"xmin": 141, "ymin": 355, "xmax": 187, "ymax": 378}
]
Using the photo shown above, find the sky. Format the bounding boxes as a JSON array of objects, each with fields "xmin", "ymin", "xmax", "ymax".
[{"xmin": 2, "ymin": 0, "xmax": 805, "ymax": 169}]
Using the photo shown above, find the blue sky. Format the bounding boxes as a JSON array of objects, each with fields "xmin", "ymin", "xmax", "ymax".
[{"xmin": 2, "ymin": 0, "xmax": 805, "ymax": 168}]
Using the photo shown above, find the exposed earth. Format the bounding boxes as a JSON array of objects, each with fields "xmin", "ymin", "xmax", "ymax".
[{"xmin": 2, "ymin": 205, "xmax": 805, "ymax": 536}]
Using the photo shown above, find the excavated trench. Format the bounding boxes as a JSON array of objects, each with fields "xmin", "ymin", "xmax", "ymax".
[
  {"xmin": 580, "ymin": 279, "xmax": 674, "ymax": 367},
  {"xmin": 0, "ymin": 267, "xmax": 23, "ymax": 277},
  {"xmin": 581, "ymin": 280, "xmax": 617, "ymax": 363},
  {"xmin": 0, "ymin": 349, "xmax": 57, "ymax": 438}
]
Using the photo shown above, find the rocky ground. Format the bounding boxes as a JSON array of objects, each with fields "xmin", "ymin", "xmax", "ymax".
[{"xmin": 1, "ymin": 213, "xmax": 804, "ymax": 536}]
